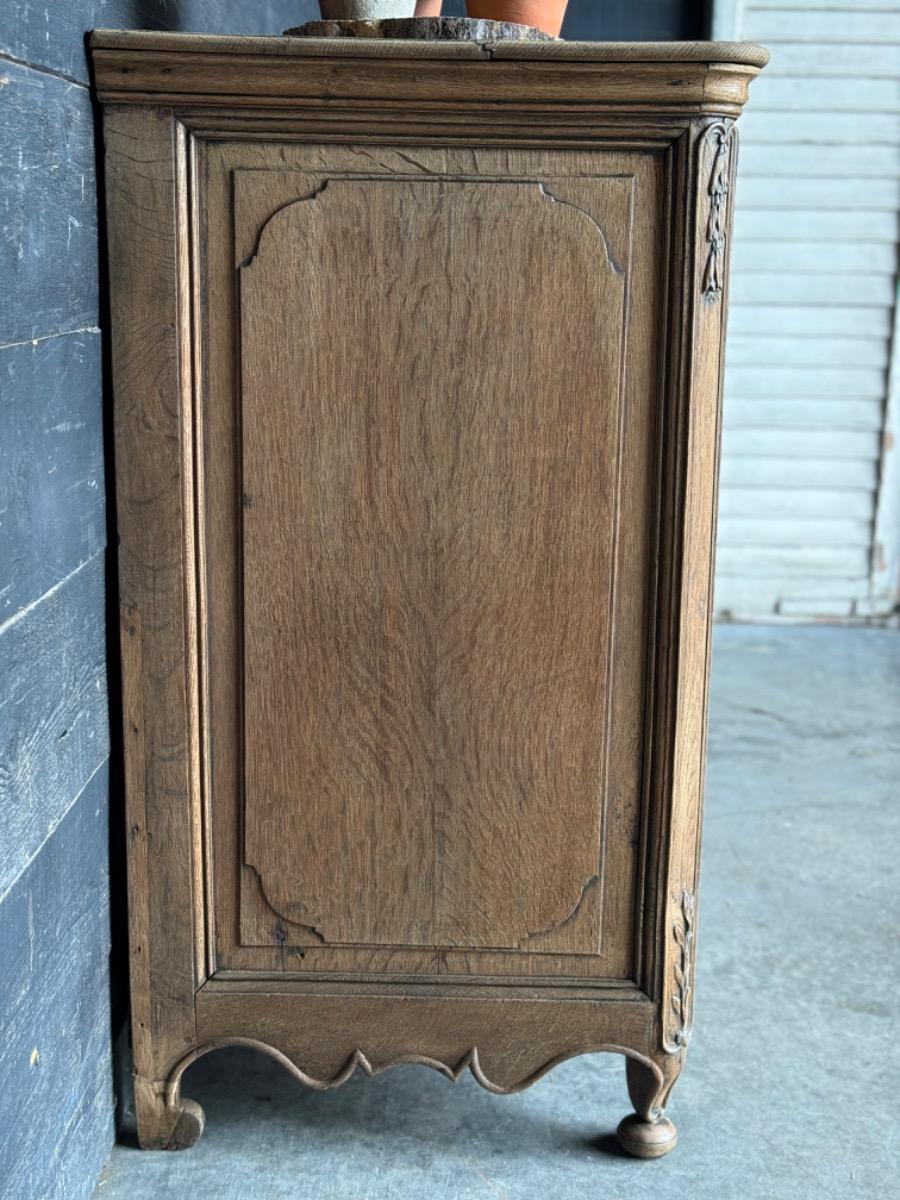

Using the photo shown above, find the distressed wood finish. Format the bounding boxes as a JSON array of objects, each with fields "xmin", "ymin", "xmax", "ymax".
[
  {"xmin": 215, "ymin": 142, "xmax": 656, "ymax": 985},
  {"xmin": 92, "ymin": 30, "xmax": 765, "ymax": 1158},
  {"xmin": 103, "ymin": 106, "xmax": 203, "ymax": 1150},
  {"xmin": 240, "ymin": 174, "xmax": 626, "ymax": 956}
]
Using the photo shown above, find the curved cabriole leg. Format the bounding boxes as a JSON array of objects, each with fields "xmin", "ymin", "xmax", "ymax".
[
  {"xmin": 134, "ymin": 1075, "xmax": 205, "ymax": 1150},
  {"xmin": 616, "ymin": 1054, "xmax": 682, "ymax": 1159}
]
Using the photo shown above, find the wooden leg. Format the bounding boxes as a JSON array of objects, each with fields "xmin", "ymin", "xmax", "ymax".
[
  {"xmin": 134, "ymin": 1074, "xmax": 205, "ymax": 1150},
  {"xmin": 616, "ymin": 1054, "xmax": 681, "ymax": 1159}
]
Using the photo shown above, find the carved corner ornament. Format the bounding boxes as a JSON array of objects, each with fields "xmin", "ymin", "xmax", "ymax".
[
  {"xmin": 701, "ymin": 122, "xmax": 735, "ymax": 304},
  {"xmin": 667, "ymin": 888, "xmax": 695, "ymax": 1052}
]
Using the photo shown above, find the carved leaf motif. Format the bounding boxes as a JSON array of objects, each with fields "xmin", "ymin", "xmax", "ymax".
[
  {"xmin": 701, "ymin": 122, "xmax": 733, "ymax": 303},
  {"xmin": 669, "ymin": 888, "xmax": 695, "ymax": 1050}
]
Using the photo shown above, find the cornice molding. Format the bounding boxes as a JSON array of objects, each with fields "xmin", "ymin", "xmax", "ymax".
[{"xmin": 89, "ymin": 32, "xmax": 767, "ymax": 117}]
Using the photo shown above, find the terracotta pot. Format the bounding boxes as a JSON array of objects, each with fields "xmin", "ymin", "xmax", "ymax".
[
  {"xmin": 465, "ymin": 0, "xmax": 567, "ymax": 36},
  {"xmin": 414, "ymin": 0, "xmax": 443, "ymax": 13},
  {"xmin": 319, "ymin": 0, "xmax": 416, "ymax": 18}
]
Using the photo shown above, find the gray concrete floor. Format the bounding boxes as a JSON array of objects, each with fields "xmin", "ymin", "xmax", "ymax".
[{"xmin": 95, "ymin": 626, "xmax": 900, "ymax": 1199}]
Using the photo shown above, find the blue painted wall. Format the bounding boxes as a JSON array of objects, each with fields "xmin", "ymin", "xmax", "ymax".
[{"xmin": 0, "ymin": 5, "xmax": 317, "ymax": 1199}]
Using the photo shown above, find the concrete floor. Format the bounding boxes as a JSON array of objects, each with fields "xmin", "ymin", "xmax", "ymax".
[{"xmin": 95, "ymin": 626, "xmax": 900, "ymax": 1199}]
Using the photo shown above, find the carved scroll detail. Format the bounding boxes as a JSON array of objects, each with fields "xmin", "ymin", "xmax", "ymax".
[
  {"xmin": 670, "ymin": 889, "xmax": 695, "ymax": 1049},
  {"xmin": 701, "ymin": 122, "xmax": 734, "ymax": 303},
  {"xmin": 163, "ymin": 1037, "xmax": 665, "ymax": 1107}
]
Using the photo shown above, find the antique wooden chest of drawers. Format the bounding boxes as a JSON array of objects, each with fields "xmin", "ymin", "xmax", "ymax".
[{"xmin": 90, "ymin": 28, "xmax": 765, "ymax": 1157}]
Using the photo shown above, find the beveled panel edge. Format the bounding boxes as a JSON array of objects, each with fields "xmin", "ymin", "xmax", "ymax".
[
  {"xmin": 195, "ymin": 142, "xmax": 663, "ymax": 984},
  {"xmin": 173, "ymin": 112, "xmax": 697, "ymax": 149},
  {"xmin": 203, "ymin": 974, "xmax": 648, "ymax": 998}
]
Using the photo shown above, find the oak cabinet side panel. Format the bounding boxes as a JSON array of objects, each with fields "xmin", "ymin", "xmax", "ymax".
[
  {"xmin": 91, "ymin": 34, "xmax": 764, "ymax": 1149},
  {"xmin": 197, "ymin": 142, "xmax": 662, "ymax": 983},
  {"xmin": 659, "ymin": 120, "xmax": 738, "ymax": 1053},
  {"xmin": 239, "ymin": 175, "xmax": 626, "ymax": 955},
  {"xmin": 104, "ymin": 106, "xmax": 199, "ymax": 1077}
]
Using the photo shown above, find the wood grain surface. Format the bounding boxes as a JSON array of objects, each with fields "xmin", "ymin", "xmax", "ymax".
[
  {"xmin": 103, "ymin": 109, "xmax": 201, "ymax": 1143},
  {"xmin": 89, "ymin": 30, "xmax": 767, "ymax": 117},
  {"xmin": 198, "ymin": 144, "xmax": 659, "ymax": 986},
  {"xmin": 90, "ymin": 28, "xmax": 769, "ymax": 64},
  {"xmin": 93, "ymin": 32, "xmax": 761, "ymax": 1151},
  {"xmin": 240, "ymin": 175, "xmax": 625, "ymax": 954}
]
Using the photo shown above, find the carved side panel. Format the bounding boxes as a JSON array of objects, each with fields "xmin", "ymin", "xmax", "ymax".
[
  {"xmin": 197, "ymin": 143, "xmax": 663, "ymax": 983},
  {"xmin": 237, "ymin": 174, "xmax": 627, "ymax": 955},
  {"xmin": 701, "ymin": 122, "xmax": 734, "ymax": 303},
  {"xmin": 669, "ymin": 889, "xmax": 695, "ymax": 1048},
  {"xmin": 661, "ymin": 119, "xmax": 738, "ymax": 1054}
]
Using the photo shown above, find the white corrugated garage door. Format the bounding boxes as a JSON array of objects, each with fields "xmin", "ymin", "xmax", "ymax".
[{"xmin": 713, "ymin": 0, "xmax": 900, "ymax": 620}]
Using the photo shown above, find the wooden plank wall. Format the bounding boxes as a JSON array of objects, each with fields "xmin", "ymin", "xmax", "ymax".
[
  {"xmin": 713, "ymin": 0, "xmax": 900, "ymax": 620},
  {"xmin": 0, "ymin": 38, "xmax": 113, "ymax": 1200},
  {"xmin": 0, "ymin": 4, "xmax": 319, "ymax": 1198},
  {"xmin": 0, "ymin": 767, "xmax": 112, "ymax": 1199}
]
